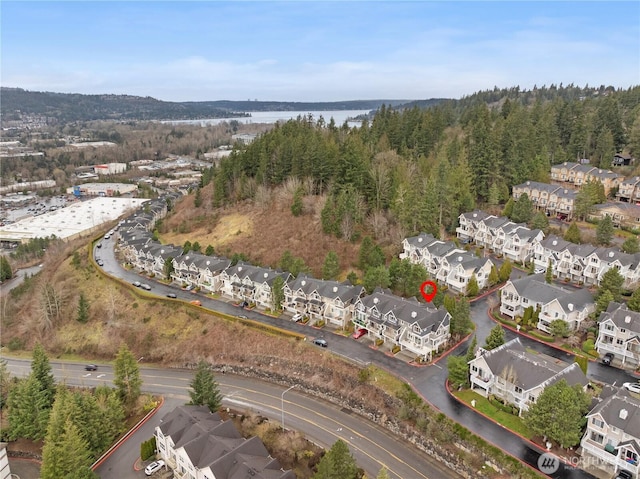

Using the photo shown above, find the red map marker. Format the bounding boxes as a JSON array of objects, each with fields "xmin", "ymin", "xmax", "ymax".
[{"xmin": 420, "ymin": 281, "xmax": 437, "ymax": 303}]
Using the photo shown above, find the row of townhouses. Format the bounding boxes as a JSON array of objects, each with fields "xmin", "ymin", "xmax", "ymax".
[
  {"xmin": 468, "ymin": 338, "xmax": 639, "ymax": 478},
  {"xmin": 550, "ymin": 162, "xmax": 624, "ymax": 194},
  {"xmin": 400, "ymin": 232, "xmax": 495, "ymax": 293},
  {"xmin": 499, "ymin": 274, "xmax": 595, "ymax": 334},
  {"xmin": 617, "ymin": 176, "xmax": 640, "ymax": 204},
  {"xmin": 117, "ymin": 210, "xmax": 452, "ymax": 361},
  {"xmin": 512, "ymin": 181, "xmax": 578, "ymax": 220},
  {"xmin": 454, "ymin": 210, "xmax": 640, "ymax": 288},
  {"xmin": 155, "ymin": 405, "xmax": 294, "ymax": 479}
]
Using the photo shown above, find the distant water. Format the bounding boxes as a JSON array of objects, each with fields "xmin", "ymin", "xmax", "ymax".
[{"xmin": 162, "ymin": 109, "xmax": 371, "ymax": 127}]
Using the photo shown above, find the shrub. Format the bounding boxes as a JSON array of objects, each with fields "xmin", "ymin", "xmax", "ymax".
[
  {"xmin": 529, "ymin": 330, "xmax": 555, "ymax": 342},
  {"xmin": 140, "ymin": 437, "xmax": 157, "ymax": 461},
  {"xmin": 375, "ymin": 338, "xmax": 384, "ymax": 347},
  {"xmin": 582, "ymin": 339, "xmax": 595, "ymax": 353},
  {"xmin": 392, "ymin": 345, "xmax": 401, "ymax": 354}
]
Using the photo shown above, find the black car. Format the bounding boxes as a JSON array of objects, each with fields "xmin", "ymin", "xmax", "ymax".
[
  {"xmin": 84, "ymin": 364, "xmax": 98, "ymax": 371},
  {"xmin": 602, "ymin": 352, "xmax": 614, "ymax": 365},
  {"xmin": 312, "ymin": 338, "xmax": 328, "ymax": 347},
  {"xmin": 615, "ymin": 470, "xmax": 633, "ymax": 479}
]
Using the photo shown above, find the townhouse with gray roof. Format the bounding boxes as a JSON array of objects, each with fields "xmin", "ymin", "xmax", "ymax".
[
  {"xmin": 595, "ymin": 303, "xmax": 640, "ymax": 369},
  {"xmin": 589, "ymin": 202, "xmax": 640, "ymax": 230},
  {"xmin": 469, "ymin": 338, "xmax": 589, "ymax": 416},
  {"xmin": 353, "ymin": 288, "xmax": 450, "ymax": 361},
  {"xmin": 283, "ymin": 275, "xmax": 364, "ymax": 328},
  {"xmin": 219, "ymin": 262, "xmax": 291, "ymax": 310},
  {"xmin": 499, "ymin": 274, "xmax": 595, "ymax": 334},
  {"xmin": 171, "ymin": 253, "xmax": 231, "ymax": 293},
  {"xmin": 617, "ymin": 176, "xmax": 640, "ymax": 204},
  {"xmin": 456, "ymin": 210, "xmax": 491, "ymax": 243},
  {"xmin": 580, "ymin": 387, "xmax": 640, "ymax": 479},
  {"xmin": 550, "ymin": 162, "xmax": 624, "ymax": 194},
  {"xmin": 401, "ymin": 233, "xmax": 494, "ymax": 294},
  {"xmin": 148, "ymin": 244, "xmax": 184, "ymax": 278},
  {"xmin": 155, "ymin": 405, "xmax": 295, "ymax": 479}
]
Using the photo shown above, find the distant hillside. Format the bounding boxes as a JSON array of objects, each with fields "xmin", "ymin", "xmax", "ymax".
[{"xmin": 0, "ymin": 88, "xmax": 421, "ymax": 123}]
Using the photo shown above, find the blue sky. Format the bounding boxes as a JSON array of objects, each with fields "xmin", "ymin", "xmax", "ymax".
[{"xmin": 1, "ymin": 1, "xmax": 639, "ymax": 102}]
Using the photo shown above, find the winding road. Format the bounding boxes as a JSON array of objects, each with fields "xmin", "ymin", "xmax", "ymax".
[{"xmin": 5, "ymin": 236, "xmax": 637, "ymax": 478}]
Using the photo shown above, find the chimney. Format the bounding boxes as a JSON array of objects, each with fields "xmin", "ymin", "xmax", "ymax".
[{"xmin": 620, "ymin": 409, "xmax": 628, "ymax": 420}]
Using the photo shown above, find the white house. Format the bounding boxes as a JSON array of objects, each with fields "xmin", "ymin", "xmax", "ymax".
[
  {"xmin": 469, "ymin": 338, "xmax": 589, "ymax": 416},
  {"xmin": 171, "ymin": 253, "xmax": 231, "ymax": 293},
  {"xmin": 155, "ymin": 405, "xmax": 295, "ymax": 479},
  {"xmin": 595, "ymin": 303, "xmax": 640, "ymax": 369},
  {"xmin": 219, "ymin": 262, "xmax": 291, "ymax": 309},
  {"xmin": 580, "ymin": 387, "xmax": 640, "ymax": 479}
]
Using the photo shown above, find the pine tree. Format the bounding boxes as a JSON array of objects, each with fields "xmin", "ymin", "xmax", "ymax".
[
  {"xmin": 0, "ymin": 256, "xmax": 12, "ymax": 281},
  {"xmin": 545, "ymin": 259, "xmax": 553, "ymax": 284},
  {"xmin": 31, "ymin": 343, "xmax": 56, "ymax": 408},
  {"xmin": 77, "ymin": 293, "xmax": 90, "ymax": 323},
  {"xmin": 7, "ymin": 375, "xmax": 50, "ymax": 440},
  {"xmin": 205, "ymin": 244, "xmax": 215, "ymax": 256},
  {"xmin": 41, "ymin": 418, "xmax": 97, "ymax": 479},
  {"xmin": 484, "ymin": 325, "xmax": 505, "ymax": 350},
  {"xmin": 502, "ymin": 198, "xmax": 514, "ymax": 218},
  {"xmin": 489, "ymin": 265, "xmax": 499, "ymax": 286},
  {"xmin": 498, "ymin": 259, "xmax": 512, "ymax": 282},
  {"xmin": 511, "ymin": 193, "xmax": 534, "ymax": 223},
  {"xmin": 447, "ymin": 355, "xmax": 469, "ymax": 389},
  {"xmin": 291, "ymin": 186, "xmax": 304, "ymax": 216},
  {"xmin": 621, "ymin": 236, "xmax": 639, "ymax": 254},
  {"xmin": 523, "ymin": 379, "xmax": 591, "ymax": 448},
  {"xmin": 564, "ymin": 222, "xmax": 582, "ymax": 244},
  {"xmin": 595, "ymin": 289, "xmax": 614, "ymax": 317},
  {"xmin": 466, "ymin": 275, "xmax": 479, "ymax": 297},
  {"xmin": 465, "ymin": 335, "xmax": 478, "ymax": 364},
  {"xmin": 189, "ymin": 361, "xmax": 223, "ymax": 413},
  {"xmin": 0, "ymin": 358, "xmax": 11, "ymax": 410},
  {"xmin": 322, "ymin": 251, "xmax": 340, "ymax": 280},
  {"xmin": 113, "ymin": 344, "xmax": 142, "ymax": 407},
  {"xmin": 627, "ymin": 288, "xmax": 640, "ymax": 312},
  {"xmin": 530, "ymin": 211, "xmax": 549, "ymax": 231},
  {"xmin": 271, "ymin": 276, "xmax": 285, "ymax": 312},
  {"xmin": 595, "ymin": 216, "xmax": 614, "ymax": 246},
  {"xmin": 450, "ymin": 299, "xmax": 473, "ymax": 337},
  {"xmin": 599, "ymin": 267, "xmax": 624, "ymax": 301},
  {"xmin": 313, "ymin": 439, "xmax": 359, "ymax": 479}
]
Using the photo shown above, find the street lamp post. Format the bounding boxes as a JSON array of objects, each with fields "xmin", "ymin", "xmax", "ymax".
[{"xmin": 281, "ymin": 385, "xmax": 296, "ymax": 431}]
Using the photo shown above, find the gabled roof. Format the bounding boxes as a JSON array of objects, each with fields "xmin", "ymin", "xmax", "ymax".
[
  {"xmin": 460, "ymin": 210, "xmax": 492, "ymax": 223},
  {"xmin": 512, "ymin": 228, "xmax": 543, "ymax": 241},
  {"xmin": 504, "ymin": 275, "xmax": 594, "ymax": 311},
  {"xmin": 587, "ymin": 388, "xmax": 640, "ymax": 440},
  {"xmin": 483, "ymin": 216, "xmax": 512, "ymax": 230},
  {"xmin": 592, "ymin": 202, "xmax": 640, "ymax": 217},
  {"xmin": 427, "ymin": 241, "xmax": 462, "ymax": 259},
  {"xmin": 475, "ymin": 338, "xmax": 588, "ymax": 391},
  {"xmin": 404, "ymin": 232, "xmax": 437, "ymax": 248},
  {"xmin": 514, "ymin": 181, "xmax": 560, "ymax": 194},
  {"xmin": 553, "ymin": 188, "xmax": 578, "ymax": 200},
  {"xmin": 553, "ymin": 161, "xmax": 580, "ymax": 170},
  {"xmin": 225, "ymin": 262, "xmax": 291, "ymax": 286},
  {"xmin": 539, "ymin": 235, "xmax": 573, "ymax": 253},
  {"xmin": 158, "ymin": 405, "xmax": 295, "ymax": 479},
  {"xmin": 599, "ymin": 302, "xmax": 640, "ymax": 334},
  {"xmin": 285, "ymin": 275, "xmax": 363, "ymax": 304},
  {"xmin": 148, "ymin": 244, "xmax": 183, "ymax": 260}
]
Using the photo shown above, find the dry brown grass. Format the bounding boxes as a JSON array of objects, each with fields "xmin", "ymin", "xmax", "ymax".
[{"xmin": 160, "ymin": 192, "xmax": 362, "ymax": 277}]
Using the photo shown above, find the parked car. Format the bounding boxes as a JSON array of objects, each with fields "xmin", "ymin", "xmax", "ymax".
[
  {"xmin": 144, "ymin": 459, "xmax": 165, "ymax": 476},
  {"xmin": 622, "ymin": 382, "xmax": 640, "ymax": 394},
  {"xmin": 141, "ymin": 284, "xmax": 151, "ymax": 291},
  {"xmin": 239, "ymin": 314, "xmax": 248, "ymax": 319},
  {"xmin": 96, "ymin": 242, "xmax": 102, "ymax": 248},
  {"xmin": 352, "ymin": 328, "xmax": 367, "ymax": 339},
  {"xmin": 190, "ymin": 300, "xmax": 201, "ymax": 306},
  {"xmin": 615, "ymin": 470, "xmax": 633, "ymax": 479},
  {"xmin": 133, "ymin": 281, "xmax": 141, "ymax": 287},
  {"xmin": 602, "ymin": 352, "xmax": 615, "ymax": 366},
  {"xmin": 183, "ymin": 284, "xmax": 194, "ymax": 291},
  {"xmin": 84, "ymin": 364, "xmax": 98, "ymax": 371},
  {"xmin": 312, "ymin": 338, "xmax": 328, "ymax": 348},
  {"xmin": 292, "ymin": 313, "xmax": 302, "ymax": 322},
  {"xmin": 96, "ymin": 259, "xmax": 104, "ymax": 267},
  {"xmin": 166, "ymin": 293, "xmax": 177, "ymax": 298}
]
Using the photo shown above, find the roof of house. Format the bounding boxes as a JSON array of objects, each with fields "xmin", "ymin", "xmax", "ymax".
[
  {"xmin": 592, "ymin": 202, "xmax": 640, "ymax": 217},
  {"xmin": 587, "ymin": 169, "xmax": 623, "ymax": 180},
  {"xmin": 539, "ymin": 235, "xmax": 573, "ymax": 254},
  {"xmin": 587, "ymin": 388, "xmax": 640, "ymax": 440},
  {"xmin": 599, "ymin": 302, "xmax": 640, "ymax": 334},
  {"xmin": 358, "ymin": 288, "xmax": 450, "ymax": 335},
  {"xmin": 460, "ymin": 210, "xmax": 492, "ymax": 222},
  {"xmin": 224, "ymin": 262, "xmax": 291, "ymax": 286},
  {"xmin": 504, "ymin": 275, "xmax": 594, "ymax": 311},
  {"xmin": 173, "ymin": 252, "xmax": 230, "ymax": 272},
  {"xmin": 474, "ymin": 338, "xmax": 588, "ymax": 391},
  {"xmin": 553, "ymin": 161, "xmax": 580, "ymax": 170},
  {"xmin": 158, "ymin": 405, "xmax": 295, "ymax": 479},
  {"xmin": 428, "ymin": 241, "xmax": 462, "ymax": 259},
  {"xmin": 404, "ymin": 232, "xmax": 437, "ymax": 248},
  {"xmin": 285, "ymin": 275, "xmax": 364, "ymax": 304},
  {"xmin": 553, "ymin": 188, "xmax": 578, "ymax": 200},
  {"xmin": 514, "ymin": 181, "xmax": 560, "ymax": 194},
  {"xmin": 483, "ymin": 216, "xmax": 513, "ymax": 230}
]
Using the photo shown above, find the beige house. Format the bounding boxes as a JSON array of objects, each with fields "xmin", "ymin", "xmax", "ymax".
[
  {"xmin": 469, "ymin": 338, "xmax": 588, "ymax": 416},
  {"xmin": 550, "ymin": 161, "xmax": 624, "ymax": 195},
  {"xmin": 617, "ymin": 177, "xmax": 640, "ymax": 203},
  {"xmin": 595, "ymin": 303, "xmax": 640, "ymax": 369},
  {"xmin": 589, "ymin": 202, "xmax": 640, "ymax": 229},
  {"xmin": 580, "ymin": 388, "xmax": 640, "ymax": 479}
]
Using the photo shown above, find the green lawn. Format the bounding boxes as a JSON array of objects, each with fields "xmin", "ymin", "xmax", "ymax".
[{"xmin": 453, "ymin": 389, "xmax": 533, "ymax": 438}]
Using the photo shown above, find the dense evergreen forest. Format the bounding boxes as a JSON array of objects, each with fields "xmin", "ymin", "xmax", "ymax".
[{"xmin": 205, "ymin": 84, "xmax": 640, "ymax": 240}]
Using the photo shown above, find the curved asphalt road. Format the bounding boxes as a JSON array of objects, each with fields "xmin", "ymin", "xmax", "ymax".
[{"xmin": 53, "ymin": 236, "xmax": 639, "ymax": 478}]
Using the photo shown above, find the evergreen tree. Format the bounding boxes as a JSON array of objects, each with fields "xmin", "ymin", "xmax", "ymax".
[
  {"xmin": 362, "ymin": 266, "xmax": 390, "ymax": 295},
  {"xmin": 599, "ymin": 267, "xmax": 624, "ymax": 301},
  {"xmin": 527, "ymin": 260, "xmax": 535, "ymax": 275},
  {"xmin": 113, "ymin": 344, "xmax": 142, "ymax": 407},
  {"xmin": 511, "ymin": 193, "xmax": 534, "ymax": 223},
  {"xmin": 0, "ymin": 358, "xmax": 11, "ymax": 411},
  {"xmin": 189, "ymin": 361, "xmax": 223, "ymax": 413},
  {"xmin": 41, "ymin": 418, "xmax": 97, "ymax": 479},
  {"xmin": 466, "ymin": 275, "xmax": 479, "ymax": 297},
  {"xmin": 550, "ymin": 319, "xmax": 570, "ymax": 338},
  {"xmin": 313, "ymin": 439, "xmax": 359, "ymax": 479},
  {"xmin": 346, "ymin": 271, "xmax": 359, "ymax": 285},
  {"xmin": 484, "ymin": 325, "xmax": 506, "ymax": 350},
  {"xmin": 595, "ymin": 289, "xmax": 614, "ymax": 317},
  {"xmin": 7, "ymin": 375, "xmax": 50, "ymax": 440},
  {"xmin": 271, "ymin": 276, "xmax": 285, "ymax": 311},
  {"xmin": 545, "ymin": 259, "xmax": 553, "ymax": 284},
  {"xmin": 450, "ymin": 299, "xmax": 473, "ymax": 337},
  {"xmin": 498, "ymin": 259, "xmax": 512, "ymax": 282},
  {"xmin": 595, "ymin": 216, "xmax": 614, "ymax": 246},
  {"xmin": 0, "ymin": 255, "xmax": 12, "ymax": 281},
  {"xmin": 183, "ymin": 240, "xmax": 192, "ymax": 254},
  {"xmin": 563, "ymin": 222, "xmax": 582, "ymax": 244},
  {"xmin": 621, "ymin": 236, "xmax": 639, "ymax": 254},
  {"xmin": 31, "ymin": 343, "xmax": 56, "ymax": 408},
  {"xmin": 502, "ymin": 198, "xmax": 514, "ymax": 218},
  {"xmin": 77, "ymin": 292, "xmax": 90, "ymax": 323},
  {"xmin": 488, "ymin": 265, "xmax": 499, "ymax": 286},
  {"xmin": 93, "ymin": 385, "xmax": 126, "ymax": 447},
  {"xmin": 447, "ymin": 355, "xmax": 469, "ymax": 389},
  {"xmin": 530, "ymin": 211, "xmax": 549, "ymax": 231},
  {"xmin": 322, "ymin": 251, "xmax": 340, "ymax": 280},
  {"xmin": 465, "ymin": 335, "xmax": 478, "ymax": 365},
  {"xmin": 523, "ymin": 379, "xmax": 591, "ymax": 448},
  {"xmin": 205, "ymin": 244, "xmax": 215, "ymax": 256},
  {"xmin": 627, "ymin": 288, "xmax": 640, "ymax": 312},
  {"xmin": 194, "ymin": 188, "xmax": 202, "ymax": 208},
  {"xmin": 191, "ymin": 242, "xmax": 201, "ymax": 253},
  {"xmin": 291, "ymin": 186, "xmax": 304, "ymax": 216}
]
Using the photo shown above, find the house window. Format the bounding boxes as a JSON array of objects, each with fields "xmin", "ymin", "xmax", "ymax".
[
  {"xmin": 590, "ymin": 432, "xmax": 604, "ymax": 444},
  {"xmin": 617, "ymin": 339, "xmax": 624, "ymax": 345},
  {"xmin": 591, "ymin": 418, "xmax": 604, "ymax": 428},
  {"xmin": 621, "ymin": 329, "xmax": 626, "ymax": 333},
  {"xmin": 515, "ymin": 386, "xmax": 523, "ymax": 394}
]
